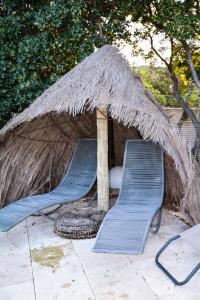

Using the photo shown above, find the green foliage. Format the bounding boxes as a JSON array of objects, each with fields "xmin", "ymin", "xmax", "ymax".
[
  {"xmin": 0, "ymin": 0, "xmax": 129, "ymax": 128},
  {"xmin": 129, "ymin": 0, "xmax": 200, "ymax": 40},
  {"xmin": 135, "ymin": 65, "xmax": 200, "ymax": 107},
  {"xmin": 135, "ymin": 66, "xmax": 175, "ymax": 106},
  {"xmin": 0, "ymin": 0, "xmax": 199, "ymax": 128},
  {"xmin": 128, "ymin": 0, "xmax": 200, "ymax": 108},
  {"xmin": 173, "ymin": 42, "xmax": 200, "ymax": 86}
]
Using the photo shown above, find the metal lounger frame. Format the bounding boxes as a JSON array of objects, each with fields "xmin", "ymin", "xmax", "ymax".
[{"xmin": 155, "ymin": 234, "xmax": 200, "ymax": 286}]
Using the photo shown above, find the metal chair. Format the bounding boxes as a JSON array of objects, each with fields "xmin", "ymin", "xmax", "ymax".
[{"xmin": 155, "ymin": 224, "xmax": 200, "ymax": 286}]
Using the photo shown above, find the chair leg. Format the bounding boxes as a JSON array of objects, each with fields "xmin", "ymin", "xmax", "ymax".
[
  {"xmin": 150, "ymin": 208, "xmax": 162, "ymax": 234},
  {"xmin": 155, "ymin": 235, "xmax": 200, "ymax": 286},
  {"xmin": 85, "ymin": 191, "xmax": 97, "ymax": 207},
  {"xmin": 32, "ymin": 204, "xmax": 62, "ymax": 217},
  {"xmin": 38, "ymin": 211, "xmax": 55, "ymax": 221}
]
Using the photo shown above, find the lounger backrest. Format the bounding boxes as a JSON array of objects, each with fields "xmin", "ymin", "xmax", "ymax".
[
  {"xmin": 119, "ymin": 140, "xmax": 164, "ymax": 207},
  {"xmin": 53, "ymin": 139, "xmax": 97, "ymax": 193}
]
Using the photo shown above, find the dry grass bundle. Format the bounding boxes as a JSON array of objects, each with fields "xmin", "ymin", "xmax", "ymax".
[
  {"xmin": 0, "ymin": 113, "xmax": 96, "ymax": 206},
  {"xmin": 164, "ymin": 155, "xmax": 184, "ymax": 209},
  {"xmin": 0, "ymin": 45, "xmax": 198, "ymax": 223},
  {"xmin": 181, "ymin": 162, "xmax": 200, "ymax": 224}
]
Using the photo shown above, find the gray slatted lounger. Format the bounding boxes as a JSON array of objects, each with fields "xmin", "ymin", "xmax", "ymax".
[
  {"xmin": 0, "ymin": 139, "xmax": 97, "ymax": 232},
  {"xmin": 93, "ymin": 139, "xmax": 164, "ymax": 254}
]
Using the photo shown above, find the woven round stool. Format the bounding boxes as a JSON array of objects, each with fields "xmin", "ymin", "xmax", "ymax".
[{"xmin": 54, "ymin": 207, "xmax": 105, "ymax": 239}]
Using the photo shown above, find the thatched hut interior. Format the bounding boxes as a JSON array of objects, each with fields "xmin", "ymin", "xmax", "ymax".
[
  {"xmin": 0, "ymin": 110, "xmax": 182, "ymax": 208},
  {"xmin": 0, "ymin": 45, "xmax": 199, "ymax": 223}
]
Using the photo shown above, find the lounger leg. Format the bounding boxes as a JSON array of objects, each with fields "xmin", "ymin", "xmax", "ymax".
[
  {"xmin": 32, "ymin": 204, "xmax": 62, "ymax": 217},
  {"xmin": 38, "ymin": 211, "xmax": 55, "ymax": 221},
  {"xmin": 85, "ymin": 191, "xmax": 97, "ymax": 207},
  {"xmin": 155, "ymin": 235, "xmax": 200, "ymax": 286},
  {"xmin": 150, "ymin": 208, "xmax": 162, "ymax": 234}
]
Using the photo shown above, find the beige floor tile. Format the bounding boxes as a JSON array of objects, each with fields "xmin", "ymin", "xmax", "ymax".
[
  {"xmin": 0, "ymin": 281, "xmax": 35, "ymax": 300},
  {"xmin": 27, "ymin": 216, "xmax": 70, "ymax": 250},
  {"xmin": 85, "ymin": 262, "xmax": 158, "ymax": 300},
  {"xmin": 0, "ymin": 221, "xmax": 28, "ymax": 256},
  {"xmin": 1, "ymin": 209, "xmax": 199, "ymax": 300},
  {"xmin": 31, "ymin": 242, "xmax": 94, "ymax": 300},
  {"xmin": 0, "ymin": 251, "xmax": 33, "ymax": 287},
  {"xmin": 72, "ymin": 238, "xmax": 129, "ymax": 271}
]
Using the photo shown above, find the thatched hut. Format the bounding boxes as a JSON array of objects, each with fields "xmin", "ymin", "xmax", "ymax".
[{"xmin": 0, "ymin": 45, "xmax": 199, "ymax": 223}]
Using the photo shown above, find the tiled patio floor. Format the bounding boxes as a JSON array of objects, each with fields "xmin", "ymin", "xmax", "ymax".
[{"xmin": 0, "ymin": 209, "xmax": 200, "ymax": 300}]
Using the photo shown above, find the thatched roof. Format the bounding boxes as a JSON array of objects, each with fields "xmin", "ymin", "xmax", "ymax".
[{"xmin": 0, "ymin": 45, "xmax": 199, "ymax": 222}]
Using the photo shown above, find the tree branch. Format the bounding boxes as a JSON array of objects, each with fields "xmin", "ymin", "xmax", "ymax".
[
  {"xmin": 149, "ymin": 35, "xmax": 198, "ymax": 125},
  {"xmin": 178, "ymin": 84, "xmax": 192, "ymax": 129},
  {"xmin": 149, "ymin": 34, "xmax": 170, "ymax": 67},
  {"xmin": 182, "ymin": 40, "xmax": 200, "ymax": 90},
  {"xmin": 170, "ymin": 37, "xmax": 174, "ymax": 65}
]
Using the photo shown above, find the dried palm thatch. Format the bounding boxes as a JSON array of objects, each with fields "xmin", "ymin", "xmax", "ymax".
[{"xmin": 0, "ymin": 45, "xmax": 199, "ymax": 222}]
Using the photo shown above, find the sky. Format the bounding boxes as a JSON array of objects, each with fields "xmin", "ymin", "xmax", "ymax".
[
  {"xmin": 120, "ymin": 44, "xmax": 148, "ymax": 66},
  {"xmin": 119, "ymin": 23, "xmax": 171, "ymax": 67},
  {"xmin": 120, "ymin": 43, "xmax": 146, "ymax": 66}
]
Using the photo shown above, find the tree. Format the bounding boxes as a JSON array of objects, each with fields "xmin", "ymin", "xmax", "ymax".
[
  {"xmin": 0, "ymin": 0, "xmax": 129, "ymax": 127},
  {"xmin": 1, "ymin": 0, "xmax": 199, "ymax": 144},
  {"xmin": 127, "ymin": 0, "xmax": 200, "ymax": 155},
  {"xmin": 135, "ymin": 66, "xmax": 171, "ymax": 106}
]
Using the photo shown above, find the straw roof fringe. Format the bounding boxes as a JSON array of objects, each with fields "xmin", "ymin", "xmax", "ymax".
[{"xmin": 0, "ymin": 45, "xmax": 198, "ymax": 222}]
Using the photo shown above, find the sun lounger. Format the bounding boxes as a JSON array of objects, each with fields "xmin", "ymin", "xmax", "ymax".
[
  {"xmin": 0, "ymin": 139, "xmax": 97, "ymax": 232},
  {"xmin": 93, "ymin": 139, "xmax": 164, "ymax": 254},
  {"xmin": 155, "ymin": 224, "xmax": 200, "ymax": 285}
]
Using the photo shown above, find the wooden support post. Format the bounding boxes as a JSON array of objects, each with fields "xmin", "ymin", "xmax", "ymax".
[{"xmin": 96, "ymin": 107, "xmax": 109, "ymax": 212}]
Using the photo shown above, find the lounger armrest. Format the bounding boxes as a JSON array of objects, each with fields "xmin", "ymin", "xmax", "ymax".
[{"xmin": 155, "ymin": 235, "xmax": 200, "ymax": 286}]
